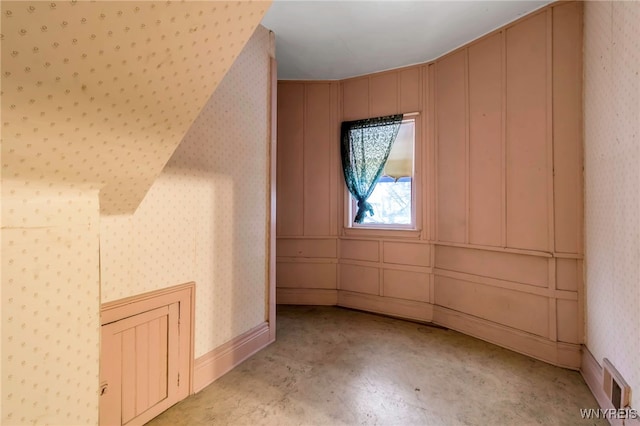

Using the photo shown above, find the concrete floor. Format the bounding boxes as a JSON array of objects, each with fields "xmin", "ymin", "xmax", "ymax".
[{"xmin": 148, "ymin": 305, "xmax": 605, "ymax": 426}]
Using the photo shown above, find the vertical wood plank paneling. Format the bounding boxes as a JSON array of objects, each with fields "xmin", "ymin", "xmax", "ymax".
[
  {"xmin": 436, "ymin": 51, "xmax": 467, "ymax": 243},
  {"xmin": 553, "ymin": 2, "xmax": 583, "ymax": 254},
  {"xmin": 505, "ymin": 13, "xmax": 549, "ymax": 251},
  {"xmin": 370, "ymin": 72, "xmax": 399, "ymax": 117},
  {"xmin": 167, "ymin": 303, "xmax": 180, "ymax": 400},
  {"xmin": 276, "ymin": 83, "xmax": 305, "ymax": 236},
  {"xmin": 147, "ymin": 318, "xmax": 161, "ymax": 405},
  {"xmin": 304, "ymin": 84, "xmax": 332, "ymax": 236},
  {"xmin": 99, "ymin": 326, "xmax": 122, "ymax": 426},
  {"xmin": 135, "ymin": 322, "xmax": 150, "ymax": 414},
  {"xmin": 121, "ymin": 328, "xmax": 136, "ymax": 423},
  {"xmin": 100, "ymin": 287, "xmax": 193, "ymax": 426},
  {"xmin": 342, "ymin": 78, "xmax": 370, "ymax": 121},
  {"xmin": 400, "ymin": 67, "xmax": 421, "ymax": 113},
  {"xmin": 158, "ymin": 315, "xmax": 169, "ymax": 400},
  {"xmin": 468, "ymin": 33, "xmax": 503, "ymax": 247}
]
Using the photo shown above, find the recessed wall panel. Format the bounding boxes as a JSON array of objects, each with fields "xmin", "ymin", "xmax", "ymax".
[
  {"xmin": 505, "ymin": 13, "xmax": 549, "ymax": 251},
  {"xmin": 304, "ymin": 84, "xmax": 333, "ymax": 236},
  {"xmin": 276, "ymin": 262, "xmax": 337, "ymax": 289},
  {"xmin": 370, "ymin": 73, "xmax": 398, "ymax": 117},
  {"xmin": 553, "ymin": 2, "xmax": 583, "ymax": 254},
  {"xmin": 340, "ymin": 239, "xmax": 379, "ymax": 262},
  {"xmin": 434, "ymin": 276, "xmax": 549, "ymax": 337},
  {"xmin": 383, "ymin": 269, "xmax": 429, "ymax": 302},
  {"xmin": 340, "ymin": 264, "xmax": 379, "ymax": 295},
  {"xmin": 277, "ymin": 238, "xmax": 337, "ymax": 258},
  {"xmin": 468, "ymin": 33, "xmax": 503, "ymax": 247},
  {"xmin": 557, "ymin": 299, "xmax": 579, "ymax": 343},
  {"xmin": 436, "ymin": 51, "xmax": 467, "ymax": 243},
  {"xmin": 342, "ymin": 78, "xmax": 369, "ymax": 121},
  {"xmin": 277, "ymin": 83, "xmax": 305, "ymax": 236},
  {"xmin": 400, "ymin": 67, "xmax": 421, "ymax": 113},
  {"xmin": 556, "ymin": 258, "xmax": 578, "ymax": 292},
  {"xmin": 383, "ymin": 241, "xmax": 430, "ymax": 267},
  {"xmin": 435, "ymin": 245, "xmax": 548, "ymax": 288}
]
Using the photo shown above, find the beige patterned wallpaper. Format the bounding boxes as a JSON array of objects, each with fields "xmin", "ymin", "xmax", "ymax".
[
  {"xmin": 584, "ymin": 0, "xmax": 640, "ymax": 407},
  {"xmin": 2, "ymin": 183, "xmax": 101, "ymax": 425},
  {"xmin": 1, "ymin": 0, "xmax": 270, "ymax": 214},
  {"xmin": 1, "ymin": 1, "xmax": 271, "ymax": 424},
  {"xmin": 101, "ymin": 25, "xmax": 273, "ymax": 357}
]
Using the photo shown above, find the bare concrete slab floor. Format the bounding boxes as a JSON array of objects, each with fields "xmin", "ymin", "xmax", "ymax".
[{"xmin": 148, "ymin": 306, "xmax": 605, "ymax": 426}]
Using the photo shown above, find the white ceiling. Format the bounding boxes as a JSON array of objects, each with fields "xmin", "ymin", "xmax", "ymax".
[{"xmin": 261, "ymin": 0, "xmax": 552, "ymax": 80}]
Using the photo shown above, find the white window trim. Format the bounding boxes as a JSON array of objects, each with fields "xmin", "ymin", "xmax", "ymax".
[{"xmin": 342, "ymin": 113, "xmax": 422, "ymax": 237}]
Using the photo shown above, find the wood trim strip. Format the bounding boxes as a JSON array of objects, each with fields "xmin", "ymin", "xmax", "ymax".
[
  {"xmin": 464, "ymin": 47, "xmax": 471, "ymax": 245},
  {"xmin": 193, "ymin": 322, "xmax": 271, "ymax": 394},
  {"xmin": 432, "ymin": 240, "xmax": 553, "ymax": 258},
  {"xmin": 340, "ymin": 258, "xmax": 432, "ymax": 274},
  {"xmin": 329, "ymin": 81, "xmax": 339, "ymax": 236},
  {"xmin": 433, "ymin": 268, "xmax": 578, "ymax": 301},
  {"xmin": 277, "ymin": 236, "xmax": 340, "ymax": 241},
  {"xmin": 101, "ymin": 282, "xmax": 195, "ymax": 324},
  {"xmin": 276, "ymin": 257, "xmax": 338, "ymax": 264},
  {"xmin": 500, "ymin": 29, "xmax": 508, "ymax": 248},
  {"xmin": 546, "ymin": 8, "xmax": 556, "ymax": 254}
]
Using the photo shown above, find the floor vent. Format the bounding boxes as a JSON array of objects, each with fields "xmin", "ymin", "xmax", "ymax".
[{"xmin": 602, "ymin": 358, "xmax": 631, "ymax": 409}]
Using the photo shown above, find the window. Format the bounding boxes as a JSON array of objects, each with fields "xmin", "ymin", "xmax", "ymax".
[{"xmin": 346, "ymin": 117, "xmax": 416, "ymax": 229}]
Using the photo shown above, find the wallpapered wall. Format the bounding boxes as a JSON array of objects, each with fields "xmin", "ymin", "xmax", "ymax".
[
  {"xmin": 100, "ymin": 25, "xmax": 273, "ymax": 358},
  {"xmin": 2, "ymin": 183, "xmax": 101, "ymax": 425},
  {"xmin": 584, "ymin": 1, "xmax": 640, "ymax": 408},
  {"xmin": 1, "ymin": 0, "xmax": 270, "ymax": 214},
  {"xmin": 1, "ymin": 2, "xmax": 270, "ymax": 424}
]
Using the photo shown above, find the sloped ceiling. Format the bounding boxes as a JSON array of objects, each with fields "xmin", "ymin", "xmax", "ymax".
[
  {"xmin": 261, "ymin": 0, "xmax": 551, "ymax": 80},
  {"xmin": 1, "ymin": 1, "xmax": 271, "ymax": 214}
]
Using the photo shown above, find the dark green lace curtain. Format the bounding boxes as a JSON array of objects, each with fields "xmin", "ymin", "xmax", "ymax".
[{"xmin": 341, "ymin": 114, "xmax": 403, "ymax": 223}]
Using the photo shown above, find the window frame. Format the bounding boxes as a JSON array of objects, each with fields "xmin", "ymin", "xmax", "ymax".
[{"xmin": 343, "ymin": 113, "xmax": 422, "ymax": 236}]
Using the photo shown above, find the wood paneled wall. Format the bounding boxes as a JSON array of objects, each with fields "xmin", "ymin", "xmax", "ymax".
[
  {"xmin": 276, "ymin": 82, "xmax": 340, "ymax": 296},
  {"xmin": 276, "ymin": 2, "xmax": 583, "ymax": 369}
]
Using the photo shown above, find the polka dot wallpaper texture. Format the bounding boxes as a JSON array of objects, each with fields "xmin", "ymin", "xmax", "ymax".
[
  {"xmin": 100, "ymin": 25, "xmax": 273, "ymax": 358},
  {"xmin": 1, "ymin": 183, "xmax": 101, "ymax": 426},
  {"xmin": 584, "ymin": 1, "xmax": 640, "ymax": 408},
  {"xmin": 1, "ymin": 0, "xmax": 271, "ymax": 215}
]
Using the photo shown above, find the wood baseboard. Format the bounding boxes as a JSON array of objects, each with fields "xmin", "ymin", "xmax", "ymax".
[
  {"xmin": 432, "ymin": 305, "xmax": 581, "ymax": 369},
  {"xmin": 276, "ymin": 288, "xmax": 338, "ymax": 305},
  {"xmin": 337, "ymin": 290, "xmax": 434, "ymax": 323},
  {"xmin": 581, "ymin": 346, "xmax": 640, "ymax": 426},
  {"xmin": 193, "ymin": 322, "xmax": 272, "ymax": 393}
]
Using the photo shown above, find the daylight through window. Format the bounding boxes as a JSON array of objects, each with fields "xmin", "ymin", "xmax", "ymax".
[{"xmin": 350, "ymin": 118, "xmax": 415, "ymax": 228}]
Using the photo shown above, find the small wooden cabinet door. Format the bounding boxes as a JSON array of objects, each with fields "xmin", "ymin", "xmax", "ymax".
[{"xmin": 100, "ymin": 303, "xmax": 180, "ymax": 426}]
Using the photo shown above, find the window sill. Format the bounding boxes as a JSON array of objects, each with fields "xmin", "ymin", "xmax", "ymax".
[{"xmin": 342, "ymin": 227, "xmax": 422, "ymax": 239}]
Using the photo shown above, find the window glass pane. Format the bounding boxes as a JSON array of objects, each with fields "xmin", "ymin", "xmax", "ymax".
[
  {"xmin": 361, "ymin": 178, "xmax": 412, "ymax": 225},
  {"xmin": 352, "ymin": 119, "xmax": 415, "ymax": 227}
]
